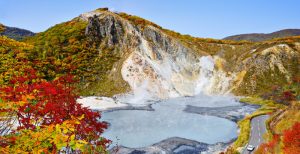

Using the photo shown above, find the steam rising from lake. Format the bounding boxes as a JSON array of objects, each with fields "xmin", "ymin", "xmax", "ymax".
[
  {"xmin": 80, "ymin": 54, "xmax": 250, "ymax": 150},
  {"xmin": 120, "ymin": 54, "xmax": 236, "ymax": 105}
]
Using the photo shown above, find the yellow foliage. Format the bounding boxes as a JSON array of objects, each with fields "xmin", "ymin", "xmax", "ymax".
[
  {"xmin": 0, "ymin": 36, "xmax": 33, "ymax": 52},
  {"xmin": 0, "ymin": 95, "xmax": 34, "ymax": 112},
  {"xmin": 0, "ymin": 36, "xmax": 34, "ymax": 85},
  {"xmin": 0, "ymin": 116, "xmax": 88, "ymax": 154},
  {"xmin": 0, "ymin": 24, "xmax": 5, "ymax": 33},
  {"xmin": 274, "ymin": 102, "xmax": 300, "ymax": 134}
]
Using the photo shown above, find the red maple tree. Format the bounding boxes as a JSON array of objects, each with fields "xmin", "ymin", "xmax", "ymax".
[{"xmin": 0, "ymin": 69, "xmax": 110, "ymax": 151}]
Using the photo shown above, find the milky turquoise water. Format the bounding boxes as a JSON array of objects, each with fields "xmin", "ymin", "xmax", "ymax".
[{"xmin": 102, "ymin": 94, "xmax": 240, "ymax": 148}]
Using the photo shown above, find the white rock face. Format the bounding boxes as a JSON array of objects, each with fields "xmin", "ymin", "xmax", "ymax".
[
  {"xmin": 195, "ymin": 56, "xmax": 235, "ymax": 95},
  {"xmin": 121, "ymin": 27, "xmax": 237, "ymax": 99},
  {"xmin": 79, "ymin": 11, "xmax": 102, "ymax": 21},
  {"xmin": 83, "ymin": 13, "xmax": 241, "ymax": 100}
]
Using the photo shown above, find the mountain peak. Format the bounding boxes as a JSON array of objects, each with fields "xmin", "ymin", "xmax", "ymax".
[{"xmin": 79, "ymin": 8, "xmax": 114, "ymax": 21}]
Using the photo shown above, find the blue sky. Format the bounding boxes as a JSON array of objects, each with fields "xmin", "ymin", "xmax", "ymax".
[{"xmin": 0, "ymin": 0, "xmax": 299, "ymax": 39}]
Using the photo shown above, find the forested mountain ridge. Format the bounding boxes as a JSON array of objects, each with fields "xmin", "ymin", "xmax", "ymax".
[
  {"xmin": 224, "ymin": 29, "xmax": 300, "ymax": 42},
  {"xmin": 0, "ymin": 23, "xmax": 35, "ymax": 40}
]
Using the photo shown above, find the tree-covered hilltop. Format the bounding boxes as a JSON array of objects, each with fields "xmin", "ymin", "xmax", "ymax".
[
  {"xmin": 0, "ymin": 24, "xmax": 35, "ymax": 41},
  {"xmin": 24, "ymin": 18, "xmax": 130, "ymax": 96}
]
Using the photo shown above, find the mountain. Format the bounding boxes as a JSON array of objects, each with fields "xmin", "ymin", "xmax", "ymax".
[
  {"xmin": 0, "ymin": 23, "xmax": 35, "ymax": 40},
  {"xmin": 224, "ymin": 29, "xmax": 300, "ymax": 42},
  {"xmin": 21, "ymin": 8, "xmax": 299, "ymax": 98},
  {"xmin": 1, "ymin": 8, "xmax": 299, "ymax": 154}
]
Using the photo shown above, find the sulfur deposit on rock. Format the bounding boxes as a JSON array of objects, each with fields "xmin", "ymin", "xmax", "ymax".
[{"xmin": 75, "ymin": 9, "xmax": 300, "ymax": 97}]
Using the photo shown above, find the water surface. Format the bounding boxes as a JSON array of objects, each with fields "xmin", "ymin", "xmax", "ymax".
[{"xmin": 102, "ymin": 94, "xmax": 240, "ymax": 148}]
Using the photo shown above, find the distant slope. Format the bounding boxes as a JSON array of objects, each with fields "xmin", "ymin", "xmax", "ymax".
[
  {"xmin": 0, "ymin": 24, "xmax": 35, "ymax": 40},
  {"xmin": 224, "ymin": 29, "xmax": 300, "ymax": 42}
]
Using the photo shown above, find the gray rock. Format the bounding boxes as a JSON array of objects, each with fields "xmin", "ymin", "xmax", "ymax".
[{"xmin": 184, "ymin": 104, "xmax": 260, "ymax": 122}]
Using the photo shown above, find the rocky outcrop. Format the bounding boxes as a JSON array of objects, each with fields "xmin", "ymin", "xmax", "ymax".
[
  {"xmin": 79, "ymin": 9, "xmax": 300, "ymax": 98},
  {"xmin": 109, "ymin": 137, "xmax": 208, "ymax": 154},
  {"xmin": 80, "ymin": 10, "xmax": 244, "ymax": 99},
  {"xmin": 184, "ymin": 104, "xmax": 260, "ymax": 122},
  {"xmin": 108, "ymin": 137, "xmax": 235, "ymax": 154}
]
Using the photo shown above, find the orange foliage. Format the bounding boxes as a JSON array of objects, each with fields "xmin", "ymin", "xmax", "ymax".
[
  {"xmin": 256, "ymin": 122, "xmax": 300, "ymax": 154},
  {"xmin": 255, "ymin": 135, "xmax": 279, "ymax": 154},
  {"xmin": 282, "ymin": 122, "xmax": 300, "ymax": 154}
]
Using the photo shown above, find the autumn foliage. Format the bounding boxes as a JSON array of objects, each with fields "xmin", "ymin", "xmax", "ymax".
[
  {"xmin": 255, "ymin": 135, "xmax": 280, "ymax": 154},
  {"xmin": 0, "ymin": 69, "xmax": 109, "ymax": 153},
  {"xmin": 261, "ymin": 76, "xmax": 300, "ymax": 105},
  {"xmin": 282, "ymin": 122, "xmax": 300, "ymax": 154},
  {"xmin": 255, "ymin": 122, "xmax": 300, "ymax": 154}
]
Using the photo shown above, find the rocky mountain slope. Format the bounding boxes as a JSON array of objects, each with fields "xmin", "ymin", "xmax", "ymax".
[
  {"xmin": 0, "ymin": 23, "xmax": 35, "ymax": 40},
  {"xmin": 224, "ymin": 29, "xmax": 300, "ymax": 42},
  {"xmin": 22, "ymin": 8, "xmax": 300, "ymax": 98}
]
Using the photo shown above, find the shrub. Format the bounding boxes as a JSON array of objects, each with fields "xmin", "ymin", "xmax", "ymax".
[{"xmin": 282, "ymin": 122, "xmax": 300, "ymax": 154}]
